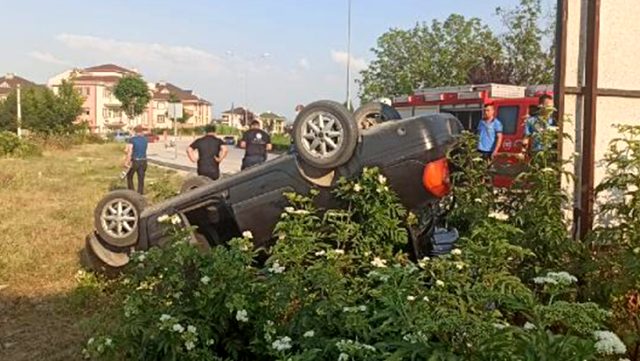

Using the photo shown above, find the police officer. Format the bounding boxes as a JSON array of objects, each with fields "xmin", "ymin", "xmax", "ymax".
[
  {"xmin": 240, "ymin": 120, "xmax": 272, "ymax": 170},
  {"xmin": 124, "ymin": 125, "xmax": 148, "ymax": 194}
]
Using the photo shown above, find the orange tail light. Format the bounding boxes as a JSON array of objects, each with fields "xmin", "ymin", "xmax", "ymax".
[{"xmin": 423, "ymin": 158, "xmax": 451, "ymax": 198}]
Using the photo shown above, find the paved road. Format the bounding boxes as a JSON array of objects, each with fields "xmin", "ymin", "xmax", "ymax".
[{"xmin": 147, "ymin": 136, "xmax": 278, "ymax": 176}]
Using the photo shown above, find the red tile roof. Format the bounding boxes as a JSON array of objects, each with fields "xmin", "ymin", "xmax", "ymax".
[
  {"xmin": 83, "ymin": 64, "xmax": 136, "ymax": 74},
  {"xmin": 153, "ymin": 82, "xmax": 210, "ymax": 104},
  {"xmin": 0, "ymin": 74, "xmax": 40, "ymax": 96},
  {"xmin": 73, "ymin": 75, "xmax": 122, "ymax": 83}
]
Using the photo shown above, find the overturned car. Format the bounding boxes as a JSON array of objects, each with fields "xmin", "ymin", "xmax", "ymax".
[{"xmin": 85, "ymin": 100, "xmax": 462, "ymax": 273}]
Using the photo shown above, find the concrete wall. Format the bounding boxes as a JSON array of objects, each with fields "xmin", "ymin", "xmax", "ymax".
[{"xmin": 561, "ymin": 0, "xmax": 640, "ymax": 227}]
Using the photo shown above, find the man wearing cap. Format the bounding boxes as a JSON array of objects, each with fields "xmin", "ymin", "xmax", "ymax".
[{"xmin": 240, "ymin": 120, "xmax": 272, "ymax": 170}]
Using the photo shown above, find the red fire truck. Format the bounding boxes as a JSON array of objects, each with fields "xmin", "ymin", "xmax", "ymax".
[{"xmin": 392, "ymin": 83, "xmax": 554, "ymax": 187}]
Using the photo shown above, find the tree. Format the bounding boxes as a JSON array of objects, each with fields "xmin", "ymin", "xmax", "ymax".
[
  {"xmin": 113, "ymin": 75, "xmax": 151, "ymax": 120},
  {"xmin": 0, "ymin": 80, "xmax": 83, "ymax": 135},
  {"xmin": 496, "ymin": 0, "xmax": 555, "ymax": 85},
  {"xmin": 357, "ymin": 14, "xmax": 502, "ymax": 101}
]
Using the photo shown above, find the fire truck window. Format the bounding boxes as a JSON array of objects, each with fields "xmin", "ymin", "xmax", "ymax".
[
  {"xmin": 497, "ymin": 106, "xmax": 519, "ymax": 135},
  {"xmin": 471, "ymin": 111, "xmax": 482, "ymax": 132}
]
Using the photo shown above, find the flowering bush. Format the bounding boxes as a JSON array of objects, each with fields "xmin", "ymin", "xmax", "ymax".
[{"xmin": 82, "ymin": 167, "xmax": 625, "ymax": 361}]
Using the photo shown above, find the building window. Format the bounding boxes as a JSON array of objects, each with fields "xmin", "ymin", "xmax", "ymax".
[
  {"xmin": 157, "ymin": 115, "xmax": 165, "ymax": 123},
  {"xmin": 83, "ymin": 108, "xmax": 90, "ymax": 116},
  {"xmin": 84, "ymin": 87, "xmax": 91, "ymax": 96},
  {"xmin": 103, "ymin": 108, "xmax": 109, "ymax": 118}
]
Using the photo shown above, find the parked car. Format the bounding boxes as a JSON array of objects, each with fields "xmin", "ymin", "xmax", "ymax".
[
  {"xmin": 111, "ymin": 130, "xmax": 131, "ymax": 142},
  {"xmin": 143, "ymin": 132, "xmax": 160, "ymax": 143},
  {"xmin": 84, "ymin": 100, "xmax": 462, "ymax": 273},
  {"xmin": 222, "ymin": 135, "xmax": 237, "ymax": 146}
]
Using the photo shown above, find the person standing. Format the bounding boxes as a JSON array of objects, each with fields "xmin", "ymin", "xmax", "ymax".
[
  {"xmin": 240, "ymin": 120, "xmax": 272, "ymax": 170},
  {"xmin": 187, "ymin": 124, "xmax": 228, "ymax": 180},
  {"xmin": 125, "ymin": 125, "xmax": 148, "ymax": 194},
  {"xmin": 477, "ymin": 103, "xmax": 504, "ymax": 160},
  {"xmin": 524, "ymin": 94, "xmax": 555, "ymax": 153}
]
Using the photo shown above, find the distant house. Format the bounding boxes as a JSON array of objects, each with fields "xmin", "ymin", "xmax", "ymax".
[
  {"xmin": 150, "ymin": 82, "xmax": 211, "ymax": 130},
  {"xmin": 221, "ymin": 107, "xmax": 256, "ymax": 129},
  {"xmin": 259, "ymin": 111, "xmax": 286, "ymax": 134},
  {"xmin": 0, "ymin": 73, "xmax": 40, "ymax": 101}
]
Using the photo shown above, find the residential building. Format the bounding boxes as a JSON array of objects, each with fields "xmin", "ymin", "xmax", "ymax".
[
  {"xmin": 258, "ymin": 111, "xmax": 286, "ymax": 134},
  {"xmin": 0, "ymin": 73, "xmax": 39, "ymax": 101},
  {"xmin": 47, "ymin": 64, "xmax": 212, "ymax": 133},
  {"xmin": 149, "ymin": 82, "xmax": 211, "ymax": 130},
  {"xmin": 221, "ymin": 107, "xmax": 256, "ymax": 129},
  {"xmin": 48, "ymin": 64, "xmax": 140, "ymax": 133}
]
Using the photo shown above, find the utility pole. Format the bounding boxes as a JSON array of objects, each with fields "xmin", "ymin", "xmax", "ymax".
[
  {"xmin": 16, "ymin": 84, "xmax": 22, "ymax": 138},
  {"xmin": 346, "ymin": 0, "xmax": 352, "ymax": 111}
]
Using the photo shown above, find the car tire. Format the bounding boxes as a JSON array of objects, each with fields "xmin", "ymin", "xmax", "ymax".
[
  {"xmin": 180, "ymin": 175, "xmax": 214, "ymax": 193},
  {"xmin": 293, "ymin": 100, "xmax": 358, "ymax": 169},
  {"xmin": 353, "ymin": 101, "xmax": 402, "ymax": 130},
  {"xmin": 94, "ymin": 189, "xmax": 147, "ymax": 249},
  {"xmin": 82, "ymin": 232, "xmax": 130, "ymax": 276}
]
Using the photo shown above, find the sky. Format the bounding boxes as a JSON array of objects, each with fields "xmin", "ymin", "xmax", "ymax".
[{"xmin": 0, "ymin": 0, "xmax": 555, "ymax": 120}]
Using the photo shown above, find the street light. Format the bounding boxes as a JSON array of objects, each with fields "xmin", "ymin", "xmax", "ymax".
[{"xmin": 225, "ymin": 51, "xmax": 271, "ymax": 127}]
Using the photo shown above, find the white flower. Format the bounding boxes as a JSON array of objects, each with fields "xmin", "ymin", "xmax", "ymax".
[
  {"xmin": 338, "ymin": 353, "xmax": 349, "ymax": 361},
  {"xmin": 353, "ymin": 183, "xmax": 362, "ymax": 192},
  {"xmin": 407, "ymin": 295, "xmax": 416, "ymax": 301},
  {"xmin": 87, "ymin": 337, "xmax": 95, "ymax": 345},
  {"xmin": 489, "ymin": 212, "xmax": 509, "ymax": 221},
  {"xmin": 384, "ymin": 186, "xmax": 389, "ymax": 192},
  {"xmin": 435, "ymin": 280, "xmax": 445, "ymax": 287},
  {"xmin": 533, "ymin": 271, "xmax": 577, "ymax": 286},
  {"xmin": 303, "ymin": 330, "xmax": 315, "ymax": 338},
  {"xmin": 417, "ymin": 257, "xmax": 430, "ymax": 269},
  {"xmin": 474, "ymin": 198, "xmax": 482, "ymax": 203},
  {"xmin": 358, "ymin": 305, "xmax": 367, "ymax": 312},
  {"xmin": 472, "ymin": 157, "xmax": 483, "ymax": 162},
  {"xmin": 370, "ymin": 257, "xmax": 387, "ymax": 268},
  {"xmin": 242, "ymin": 230, "xmax": 253, "ymax": 239},
  {"xmin": 451, "ymin": 248, "xmax": 462, "ymax": 256},
  {"xmin": 236, "ymin": 309, "xmax": 249, "ymax": 322},
  {"xmin": 271, "ymin": 336, "xmax": 292, "ymax": 351},
  {"xmin": 332, "ymin": 249, "xmax": 345, "ymax": 255},
  {"xmin": 170, "ymin": 214, "xmax": 181, "ymax": 225},
  {"xmin": 314, "ymin": 250, "xmax": 326, "ymax": 256},
  {"xmin": 378, "ymin": 174, "xmax": 387, "ymax": 184},
  {"xmin": 172, "ymin": 323, "xmax": 185, "ymax": 333},
  {"xmin": 206, "ymin": 339, "xmax": 215, "ymax": 346},
  {"xmin": 159, "ymin": 314, "xmax": 171, "ymax": 322},
  {"xmin": 187, "ymin": 325, "xmax": 197, "ymax": 334},
  {"xmin": 184, "ymin": 341, "xmax": 195, "ymax": 351},
  {"xmin": 157, "ymin": 214, "xmax": 170, "ymax": 223},
  {"xmin": 200, "ymin": 276, "xmax": 210, "ymax": 285},
  {"xmin": 593, "ymin": 330, "xmax": 627, "ymax": 355},
  {"xmin": 523, "ymin": 322, "xmax": 536, "ymax": 330},
  {"xmin": 136, "ymin": 253, "xmax": 146, "ymax": 262},
  {"xmin": 422, "ymin": 296, "xmax": 429, "ymax": 302},
  {"xmin": 541, "ymin": 167, "xmax": 555, "ymax": 173},
  {"xmin": 493, "ymin": 323, "xmax": 507, "ymax": 330},
  {"xmin": 104, "ymin": 338, "xmax": 112, "ymax": 347},
  {"xmin": 268, "ymin": 261, "xmax": 286, "ymax": 274},
  {"xmin": 292, "ymin": 209, "xmax": 310, "ymax": 215},
  {"xmin": 284, "ymin": 206, "xmax": 294, "ymax": 213},
  {"xmin": 455, "ymin": 262, "xmax": 465, "ymax": 270}
]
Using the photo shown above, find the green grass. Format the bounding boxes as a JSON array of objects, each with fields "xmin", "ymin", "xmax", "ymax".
[{"xmin": 0, "ymin": 143, "xmax": 183, "ymax": 360}]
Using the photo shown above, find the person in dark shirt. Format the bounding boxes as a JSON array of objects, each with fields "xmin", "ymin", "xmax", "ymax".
[
  {"xmin": 124, "ymin": 125, "xmax": 149, "ymax": 194},
  {"xmin": 187, "ymin": 124, "xmax": 228, "ymax": 180},
  {"xmin": 240, "ymin": 120, "xmax": 272, "ymax": 170}
]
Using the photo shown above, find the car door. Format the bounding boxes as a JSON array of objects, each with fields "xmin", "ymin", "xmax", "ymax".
[{"xmin": 491, "ymin": 100, "xmax": 529, "ymax": 186}]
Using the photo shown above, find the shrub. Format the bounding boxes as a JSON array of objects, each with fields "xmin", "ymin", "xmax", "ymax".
[
  {"xmin": 0, "ymin": 131, "xmax": 41, "ymax": 157},
  {"xmin": 84, "ymin": 168, "xmax": 622, "ymax": 361}
]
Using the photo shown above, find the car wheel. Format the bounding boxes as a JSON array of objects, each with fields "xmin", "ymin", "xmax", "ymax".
[
  {"xmin": 82, "ymin": 232, "xmax": 130, "ymax": 276},
  {"xmin": 293, "ymin": 100, "xmax": 358, "ymax": 169},
  {"xmin": 353, "ymin": 101, "xmax": 402, "ymax": 130},
  {"xmin": 180, "ymin": 175, "xmax": 214, "ymax": 193},
  {"xmin": 94, "ymin": 189, "xmax": 147, "ymax": 248}
]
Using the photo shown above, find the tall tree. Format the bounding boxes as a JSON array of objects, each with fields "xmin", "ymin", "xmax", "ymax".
[
  {"xmin": 358, "ymin": 14, "xmax": 502, "ymax": 101},
  {"xmin": 496, "ymin": 0, "xmax": 555, "ymax": 85},
  {"xmin": 113, "ymin": 75, "xmax": 151, "ymax": 121}
]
